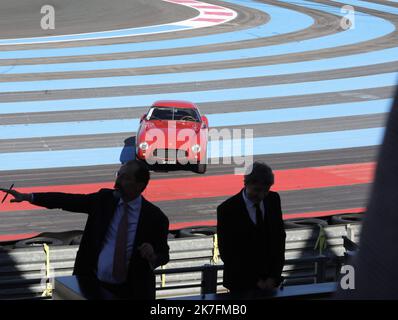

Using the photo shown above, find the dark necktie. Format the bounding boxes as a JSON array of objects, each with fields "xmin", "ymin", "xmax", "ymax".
[
  {"xmin": 254, "ymin": 203, "xmax": 267, "ymax": 274},
  {"xmin": 254, "ymin": 203, "xmax": 265, "ymax": 229},
  {"xmin": 112, "ymin": 202, "xmax": 129, "ymax": 282}
]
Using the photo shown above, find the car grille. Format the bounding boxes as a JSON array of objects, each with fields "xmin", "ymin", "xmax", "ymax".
[{"xmin": 153, "ymin": 148, "xmax": 188, "ymax": 160}]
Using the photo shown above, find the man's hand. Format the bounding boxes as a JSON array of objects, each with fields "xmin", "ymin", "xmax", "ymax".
[
  {"xmin": 256, "ymin": 278, "xmax": 278, "ymax": 291},
  {"xmin": 0, "ymin": 188, "xmax": 32, "ymax": 203},
  {"xmin": 138, "ymin": 243, "xmax": 157, "ymax": 267}
]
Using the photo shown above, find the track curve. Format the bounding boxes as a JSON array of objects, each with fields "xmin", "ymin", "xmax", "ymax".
[{"xmin": 0, "ymin": 0, "xmax": 397, "ymax": 239}]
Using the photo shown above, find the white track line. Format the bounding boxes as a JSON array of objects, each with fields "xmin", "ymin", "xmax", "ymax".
[{"xmin": 0, "ymin": 0, "xmax": 237, "ymax": 46}]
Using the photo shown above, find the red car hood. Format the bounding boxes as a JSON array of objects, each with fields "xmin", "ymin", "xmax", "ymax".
[{"xmin": 141, "ymin": 120, "xmax": 202, "ymax": 149}]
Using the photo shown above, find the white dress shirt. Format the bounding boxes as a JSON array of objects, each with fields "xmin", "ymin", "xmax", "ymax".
[
  {"xmin": 242, "ymin": 188, "xmax": 265, "ymax": 224},
  {"xmin": 97, "ymin": 195, "xmax": 142, "ymax": 284}
]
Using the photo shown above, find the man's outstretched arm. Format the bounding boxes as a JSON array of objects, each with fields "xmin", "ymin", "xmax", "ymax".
[{"xmin": 0, "ymin": 187, "xmax": 99, "ymax": 214}]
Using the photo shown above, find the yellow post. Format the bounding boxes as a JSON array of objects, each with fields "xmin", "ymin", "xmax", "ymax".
[{"xmin": 41, "ymin": 243, "xmax": 53, "ymax": 297}]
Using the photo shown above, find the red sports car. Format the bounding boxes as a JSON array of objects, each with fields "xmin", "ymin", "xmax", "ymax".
[{"xmin": 136, "ymin": 100, "xmax": 209, "ymax": 173}]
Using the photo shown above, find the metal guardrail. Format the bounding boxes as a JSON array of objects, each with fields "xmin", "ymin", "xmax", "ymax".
[
  {"xmin": 154, "ymin": 255, "xmax": 333, "ymax": 296},
  {"xmin": 0, "ymin": 222, "xmax": 361, "ymax": 299},
  {"xmin": 154, "ymin": 223, "xmax": 361, "ymax": 298}
]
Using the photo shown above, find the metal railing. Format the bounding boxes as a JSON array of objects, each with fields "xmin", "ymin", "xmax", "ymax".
[
  {"xmin": 0, "ymin": 222, "xmax": 361, "ymax": 299},
  {"xmin": 154, "ymin": 255, "xmax": 338, "ymax": 296}
]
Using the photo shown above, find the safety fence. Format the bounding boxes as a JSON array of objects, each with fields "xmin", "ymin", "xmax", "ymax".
[
  {"xmin": 0, "ymin": 219, "xmax": 361, "ymax": 300},
  {"xmin": 155, "ymin": 222, "xmax": 360, "ymax": 298}
]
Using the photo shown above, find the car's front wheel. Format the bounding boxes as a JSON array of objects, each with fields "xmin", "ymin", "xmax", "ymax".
[{"xmin": 194, "ymin": 163, "xmax": 207, "ymax": 174}]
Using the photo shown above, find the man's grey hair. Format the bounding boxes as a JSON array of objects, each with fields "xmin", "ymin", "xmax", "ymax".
[{"xmin": 244, "ymin": 161, "xmax": 275, "ymax": 186}]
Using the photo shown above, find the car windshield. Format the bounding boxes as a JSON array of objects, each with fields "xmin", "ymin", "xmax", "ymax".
[{"xmin": 147, "ymin": 107, "xmax": 200, "ymax": 122}]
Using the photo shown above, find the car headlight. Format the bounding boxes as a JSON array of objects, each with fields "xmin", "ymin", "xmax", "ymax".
[
  {"xmin": 139, "ymin": 142, "xmax": 149, "ymax": 150},
  {"xmin": 191, "ymin": 144, "xmax": 201, "ymax": 153}
]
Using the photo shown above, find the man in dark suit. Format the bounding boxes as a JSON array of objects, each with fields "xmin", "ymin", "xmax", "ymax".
[
  {"xmin": 0, "ymin": 160, "xmax": 169, "ymax": 300},
  {"xmin": 217, "ymin": 162, "xmax": 286, "ymax": 294}
]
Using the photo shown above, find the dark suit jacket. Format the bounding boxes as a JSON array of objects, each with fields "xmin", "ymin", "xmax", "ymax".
[
  {"xmin": 217, "ymin": 189, "xmax": 286, "ymax": 292},
  {"xmin": 31, "ymin": 188, "xmax": 169, "ymax": 300}
]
